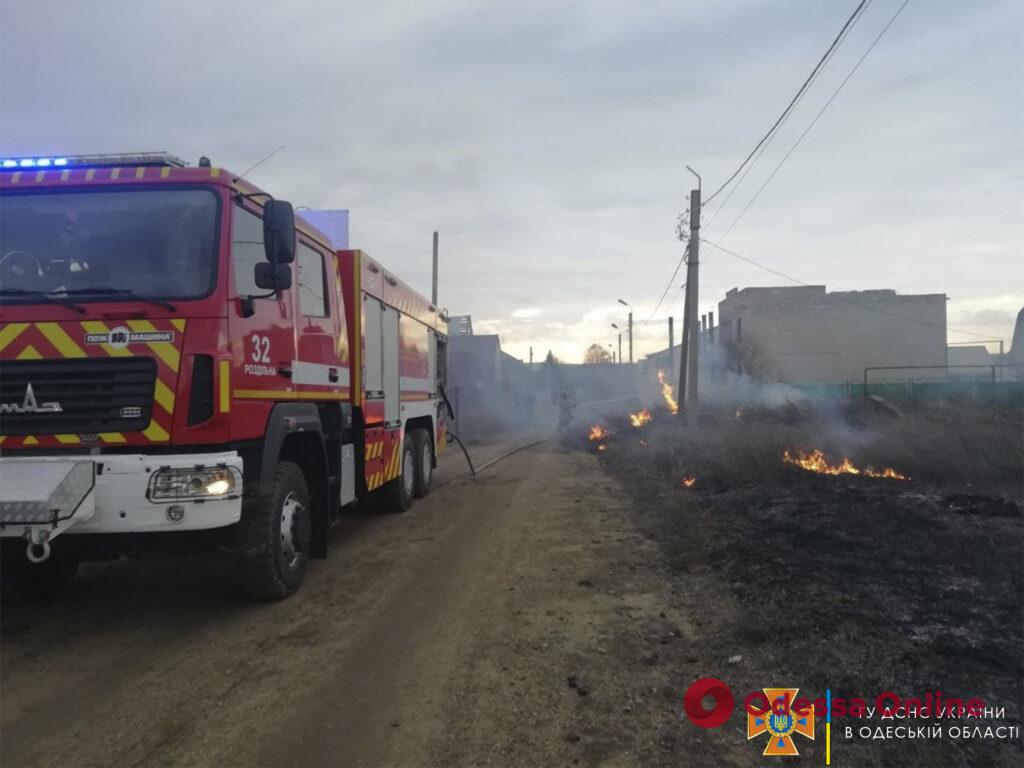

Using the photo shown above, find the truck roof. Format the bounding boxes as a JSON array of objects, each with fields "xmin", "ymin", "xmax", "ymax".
[{"xmin": 0, "ymin": 158, "xmax": 336, "ymax": 256}]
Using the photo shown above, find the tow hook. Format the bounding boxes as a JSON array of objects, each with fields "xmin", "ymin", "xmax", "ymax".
[{"xmin": 23, "ymin": 528, "xmax": 52, "ymax": 564}]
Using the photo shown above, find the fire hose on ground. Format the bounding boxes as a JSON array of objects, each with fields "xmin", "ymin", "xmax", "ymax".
[{"xmin": 438, "ymin": 384, "xmax": 550, "ymax": 479}]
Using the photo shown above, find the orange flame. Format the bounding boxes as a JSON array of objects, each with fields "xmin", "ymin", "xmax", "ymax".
[
  {"xmin": 589, "ymin": 424, "xmax": 609, "ymax": 441},
  {"xmin": 783, "ymin": 449, "xmax": 909, "ymax": 480},
  {"xmin": 681, "ymin": 476, "xmax": 696, "ymax": 488},
  {"xmin": 657, "ymin": 371, "xmax": 678, "ymax": 414},
  {"xmin": 629, "ymin": 409, "xmax": 652, "ymax": 427}
]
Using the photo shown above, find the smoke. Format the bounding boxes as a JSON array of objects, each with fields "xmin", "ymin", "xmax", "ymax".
[{"xmin": 635, "ymin": 342, "xmax": 808, "ymax": 412}]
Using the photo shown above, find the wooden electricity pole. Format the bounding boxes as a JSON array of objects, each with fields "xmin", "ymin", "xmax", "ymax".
[
  {"xmin": 679, "ymin": 167, "xmax": 701, "ymax": 413},
  {"xmin": 431, "ymin": 231, "xmax": 439, "ymax": 306}
]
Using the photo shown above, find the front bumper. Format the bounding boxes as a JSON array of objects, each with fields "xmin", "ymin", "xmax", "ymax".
[{"xmin": 0, "ymin": 451, "xmax": 243, "ymax": 542}]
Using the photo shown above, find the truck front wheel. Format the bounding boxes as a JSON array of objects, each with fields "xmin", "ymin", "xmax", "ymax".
[{"xmin": 236, "ymin": 461, "xmax": 311, "ymax": 600}]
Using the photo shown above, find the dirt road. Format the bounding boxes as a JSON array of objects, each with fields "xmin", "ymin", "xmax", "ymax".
[{"xmin": 1, "ymin": 440, "xmax": 697, "ymax": 767}]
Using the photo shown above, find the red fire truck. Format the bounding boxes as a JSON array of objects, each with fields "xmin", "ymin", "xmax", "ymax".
[{"xmin": 0, "ymin": 152, "xmax": 448, "ymax": 599}]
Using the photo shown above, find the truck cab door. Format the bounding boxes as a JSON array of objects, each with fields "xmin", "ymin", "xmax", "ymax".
[
  {"xmin": 227, "ymin": 203, "xmax": 296, "ymax": 422},
  {"xmin": 292, "ymin": 241, "xmax": 348, "ymax": 396}
]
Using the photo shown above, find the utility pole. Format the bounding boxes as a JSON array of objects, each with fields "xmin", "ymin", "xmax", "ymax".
[
  {"xmin": 668, "ymin": 316, "xmax": 675, "ymax": 374},
  {"xmin": 617, "ymin": 299, "xmax": 633, "ymax": 364},
  {"xmin": 680, "ymin": 167, "xmax": 701, "ymax": 412},
  {"xmin": 529, "ymin": 346, "xmax": 533, "ymax": 367},
  {"xmin": 628, "ymin": 311, "xmax": 633, "ymax": 364},
  {"xmin": 431, "ymin": 231, "xmax": 439, "ymax": 306},
  {"xmin": 617, "ymin": 333, "xmax": 622, "ymax": 365}
]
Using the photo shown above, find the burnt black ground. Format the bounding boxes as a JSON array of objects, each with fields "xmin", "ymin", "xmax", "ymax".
[{"xmin": 574, "ymin": 399, "xmax": 1024, "ymax": 768}]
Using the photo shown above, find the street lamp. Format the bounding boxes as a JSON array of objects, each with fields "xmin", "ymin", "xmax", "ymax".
[
  {"xmin": 617, "ymin": 299, "xmax": 633, "ymax": 364},
  {"xmin": 610, "ymin": 324, "xmax": 622, "ymax": 365}
]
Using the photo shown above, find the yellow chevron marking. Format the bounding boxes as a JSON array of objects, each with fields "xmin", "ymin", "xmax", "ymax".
[
  {"xmin": 210, "ymin": 168, "xmax": 221, "ymax": 178},
  {"xmin": 35, "ymin": 171, "xmax": 45, "ymax": 182},
  {"xmin": 16, "ymin": 345, "xmax": 42, "ymax": 360},
  {"xmin": 37, "ymin": 322, "xmax": 86, "ymax": 358},
  {"xmin": 61, "ymin": 170, "xmax": 70, "ymax": 181},
  {"xmin": 99, "ymin": 432, "xmax": 126, "ymax": 443},
  {"xmin": 23, "ymin": 436, "xmax": 38, "ymax": 445},
  {"xmin": 388, "ymin": 442, "xmax": 401, "ymax": 478},
  {"xmin": 10, "ymin": 172, "xmax": 20, "ymax": 183},
  {"xmin": 0, "ymin": 322, "xmax": 28, "ymax": 352},
  {"xmin": 375, "ymin": 441, "xmax": 383, "ymax": 459},
  {"xmin": 143, "ymin": 420, "xmax": 170, "ymax": 442},
  {"xmin": 110, "ymin": 168, "xmax": 121, "ymax": 180},
  {"xmin": 170, "ymin": 318, "xmax": 186, "ymax": 332},
  {"xmin": 79, "ymin": 320, "xmax": 131, "ymax": 357},
  {"xmin": 85, "ymin": 169, "xmax": 95, "ymax": 180},
  {"xmin": 135, "ymin": 167, "xmax": 145, "ymax": 179},
  {"xmin": 161, "ymin": 167, "xmax": 171, "ymax": 179},
  {"xmin": 0, "ymin": 437, "xmax": 5, "ymax": 445},
  {"xmin": 154, "ymin": 379, "xmax": 175, "ymax": 414},
  {"xmin": 127, "ymin": 319, "xmax": 179, "ymax": 371},
  {"xmin": 219, "ymin": 360, "xmax": 230, "ymax": 413},
  {"xmin": 56, "ymin": 434, "xmax": 81, "ymax": 444}
]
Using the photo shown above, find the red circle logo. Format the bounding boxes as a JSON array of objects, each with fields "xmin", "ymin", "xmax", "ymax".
[{"xmin": 683, "ymin": 677, "xmax": 734, "ymax": 729}]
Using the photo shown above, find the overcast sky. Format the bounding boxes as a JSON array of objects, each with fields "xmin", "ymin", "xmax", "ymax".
[{"xmin": 2, "ymin": 0, "xmax": 1021, "ymax": 362}]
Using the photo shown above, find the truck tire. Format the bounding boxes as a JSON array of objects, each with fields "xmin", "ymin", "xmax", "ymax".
[
  {"xmin": 382, "ymin": 438, "xmax": 415, "ymax": 513},
  {"xmin": 1, "ymin": 540, "xmax": 79, "ymax": 599},
  {"xmin": 411, "ymin": 429, "xmax": 433, "ymax": 498},
  {"xmin": 236, "ymin": 461, "xmax": 311, "ymax": 600}
]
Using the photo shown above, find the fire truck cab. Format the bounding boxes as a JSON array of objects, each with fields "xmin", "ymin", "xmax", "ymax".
[{"xmin": 0, "ymin": 152, "xmax": 448, "ymax": 599}]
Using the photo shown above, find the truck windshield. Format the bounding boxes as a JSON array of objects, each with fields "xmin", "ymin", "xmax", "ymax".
[{"xmin": 0, "ymin": 187, "xmax": 219, "ymax": 302}]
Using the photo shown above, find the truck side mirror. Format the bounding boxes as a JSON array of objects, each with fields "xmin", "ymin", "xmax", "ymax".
[
  {"xmin": 254, "ymin": 262, "xmax": 292, "ymax": 291},
  {"xmin": 263, "ymin": 199, "xmax": 296, "ymax": 264}
]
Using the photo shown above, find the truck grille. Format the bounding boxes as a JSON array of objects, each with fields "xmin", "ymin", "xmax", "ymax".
[{"xmin": 0, "ymin": 357, "xmax": 157, "ymax": 436}]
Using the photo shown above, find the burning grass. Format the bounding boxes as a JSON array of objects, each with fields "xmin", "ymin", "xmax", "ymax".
[
  {"xmin": 566, "ymin": 396, "xmax": 1023, "ymax": 766},
  {"xmin": 656, "ymin": 370, "xmax": 678, "ymax": 414},
  {"xmin": 783, "ymin": 447, "xmax": 909, "ymax": 480},
  {"xmin": 628, "ymin": 409, "xmax": 652, "ymax": 428}
]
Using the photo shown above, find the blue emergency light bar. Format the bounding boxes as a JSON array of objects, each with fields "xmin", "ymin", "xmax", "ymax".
[{"xmin": 0, "ymin": 152, "xmax": 188, "ymax": 171}]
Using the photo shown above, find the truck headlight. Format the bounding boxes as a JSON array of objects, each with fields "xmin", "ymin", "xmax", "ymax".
[{"xmin": 148, "ymin": 466, "xmax": 241, "ymax": 501}]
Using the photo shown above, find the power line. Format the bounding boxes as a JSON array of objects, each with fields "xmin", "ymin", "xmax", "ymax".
[
  {"xmin": 710, "ymin": 0, "xmax": 910, "ymax": 252},
  {"xmin": 702, "ymin": 0, "xmax": 869, "ymax": 208},
  {"xmin": 703, "ymin": 1, "xmax": 871, "ymax": 232},
  {"xmin": 701, "ymin": 236, "xmax": 998, "ymax": 340},
  {"xmin": 640, "ymin": 1, "xmax": 868, "ymax": 334},
  {"xmin": 638, "ymin": 243, "xmax": 688, "ymax": 328}
]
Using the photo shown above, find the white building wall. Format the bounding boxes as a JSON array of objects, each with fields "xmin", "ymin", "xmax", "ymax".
[{"xmin": 717, "ymin": 286, "xmax": 947, "ymax": 385}]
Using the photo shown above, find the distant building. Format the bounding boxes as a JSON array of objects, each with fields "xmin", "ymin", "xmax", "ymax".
[
  {"xmin": 715, "ymin": 285, "xmax": 948, "ymax": 385},
  {"xmin": 448, "ymin": 315, "xmax": 474, "ymax": 336},
  {"xmin": 296, "ymin": 209, "xmax": 349, "ymax": 249},
  {"xmin": 947, "ymin": 345, "xmax": 994, "ymax": 367}
]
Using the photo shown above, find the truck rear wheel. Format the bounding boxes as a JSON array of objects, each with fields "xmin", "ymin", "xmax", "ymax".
[
  {"xmin": 411, "ymin": 429, "xmax": 433, "ymax": 498},
  {"xmin": 236, "ymin": 461, "xmax": 311, "ymax": 600},
  {"xmin": 382, "ymin": 438, "xmax": 415, "ymax": 513}
]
